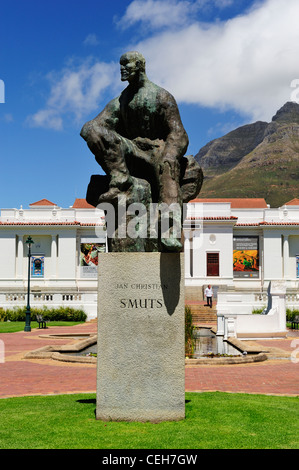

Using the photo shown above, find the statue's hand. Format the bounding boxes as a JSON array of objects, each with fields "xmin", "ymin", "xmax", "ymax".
[{"xmin": 133, "ymin": 137, "xmax": 163, "ymax": 152}]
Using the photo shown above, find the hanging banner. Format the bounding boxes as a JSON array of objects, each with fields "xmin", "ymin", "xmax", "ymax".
[
  {"xmin": 233, "ymin": 236, "xmax": 259, "ymax": 278},
  {"xmin": 296, "ymin": 255, "xmax": 299, "ymax": 278},
  {"xmin": 31, "ymin": 255, "xmax": 45, "ymax": 278},
  {"xmin": 80, "ymin": 242, "xmax": 106, "ymax": 278}
]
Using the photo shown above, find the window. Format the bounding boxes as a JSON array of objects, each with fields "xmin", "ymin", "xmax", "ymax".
[{"xmin": 207, "ymin": 252, "xmax": 219, "ymax": 277}]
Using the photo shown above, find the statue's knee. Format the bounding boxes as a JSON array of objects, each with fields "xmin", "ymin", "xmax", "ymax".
[{"xmin": 92, "ymin": 126, "xmax": 121, "ymax": 149}]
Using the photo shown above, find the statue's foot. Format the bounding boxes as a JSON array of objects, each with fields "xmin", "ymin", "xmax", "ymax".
[
  {"xmin": 161, "ymin": 237, "xmax": 183, "ymax": 252},
  {"xmin": 98, "ymin": 186, "xmax": 121, "ymax": 204},
  {"xmin": 110, "ymin": 174, "xmax": 133, "ymax": 192},
  {"xmin": 97, "ymin": 175, "xmax": 134, "ymax": 203}
]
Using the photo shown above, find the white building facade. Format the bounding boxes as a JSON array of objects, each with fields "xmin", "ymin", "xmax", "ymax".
[
  {"xmin": 0, "ymin": 197, "xmax": 299, "ymax": 319},
  {"xmin": 185, "ymin": 197, "xmax": 299, "ymax": 309},
  {"xmin": 0, "ymin": 199, "xmax": 106, "ymax": 318}
]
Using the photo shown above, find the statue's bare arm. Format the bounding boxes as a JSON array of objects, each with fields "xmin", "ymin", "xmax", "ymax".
[
  {"xmin": 159, "ymin": 90, "xmax": 189, "ymax": 163},
  {"xmin": 80, "ymin": 97, "xmax": 121, "ymax": 143}
]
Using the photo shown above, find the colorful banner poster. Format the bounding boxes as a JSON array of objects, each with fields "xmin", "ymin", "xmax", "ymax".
[
  {"xmin": 296, "ymin": 255, "xmax": 299, "ymax": 278},
  {"xmin": 31, "ymin": 256, "xmax": 45, "ymax": 278},
  {"xmin": 80, "ymin": 242, "xmax": 106, "ymax": 278},
  {"xmin": 233, "ymin": 236, "xmax": 259, "ymax": 278}
]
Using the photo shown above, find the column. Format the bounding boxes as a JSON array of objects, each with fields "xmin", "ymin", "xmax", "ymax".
[
  {"xmin": 192, "ymin": 230, "xmax": 202, "ymax": 277},
  {"xmin": 283, "ymin": 234, "xmax": 289, "ymax": 279},
  {"xmin": 184, "ymin": 230, "xmax": 191, "ymax": 278},
  {"xmin": 17, "ymin": 235, "xmax": 24, "ymax": 278},
  {"xmin": 51, "ymin": 235, "xmax": 57, "ymax": 278}
]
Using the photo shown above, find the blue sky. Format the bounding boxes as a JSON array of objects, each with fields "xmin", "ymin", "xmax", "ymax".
[{"xmin": 1, "ymin": 0, "xmax": 299, "ymax": 209}]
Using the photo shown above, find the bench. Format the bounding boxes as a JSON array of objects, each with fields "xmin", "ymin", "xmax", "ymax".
[
  {"xmin": 36, "ymin": 314, "xmax": 49, "ymax": 329},
  {"xmin": 291, "ymin": 315, "xmax": 299, "ymax": 329}
]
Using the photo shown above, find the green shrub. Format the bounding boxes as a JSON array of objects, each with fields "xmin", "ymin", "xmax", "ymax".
[
  {"xmin": 0, "ymin": 307, "xmax": 7, "ymax": 322},
  {"xmin": 252, "ymin": 307, "xmax": 299, "ymax": 322},
  {"xmin": 286, "ymin": 308, "xmax": 299, "ymax": 322},
  {"xmin": 0, "ymin": 306, "xmax": 87, "ymax": 322},
  {"xmin": 252, "ymin": 307, "xmax": 266, "ymax": 314},
  {"xmin": 185, "ymin": 305, "xmax": 195, "ymax": 357}
]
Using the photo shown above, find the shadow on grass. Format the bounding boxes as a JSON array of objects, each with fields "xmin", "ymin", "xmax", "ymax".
[
  {"xmin": 77, "ymin": 399, "xmax": 191, "ymax": 405},
  {"xmin": 77, "ymin": 398, "xmax": 96, "ymax": 404}
]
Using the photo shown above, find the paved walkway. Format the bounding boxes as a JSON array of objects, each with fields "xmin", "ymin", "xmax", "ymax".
[{"xmin": 0, "ymin": 322, "xmax": 298, "ymax": 398}]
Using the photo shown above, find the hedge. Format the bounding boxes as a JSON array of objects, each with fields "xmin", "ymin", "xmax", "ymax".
[
  {"xmin": 286, "ymin": 308, "xmax": 299, "ymax": 322},
  {"xmin": 0, "ymin": 306, "xmax": 87, "ymax": 322},
  {"xmin": 185, "ymin": 305, "xmax": 195, "ymax": 357},
  {"xmin": 252, "ymin": 307, "xmax": 299, "ymax": 322}
]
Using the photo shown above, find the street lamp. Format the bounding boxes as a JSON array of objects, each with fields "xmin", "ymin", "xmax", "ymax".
[{"xmin": 24, "ymin": 236, "xmax": 34, "ymax": 332}]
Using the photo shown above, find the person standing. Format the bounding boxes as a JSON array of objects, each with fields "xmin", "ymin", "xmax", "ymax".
[{"xmin": 205, "ymin": 285, "xmax": 213, "ymax": 308}]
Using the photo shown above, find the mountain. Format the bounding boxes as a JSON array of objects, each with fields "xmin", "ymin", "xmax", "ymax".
[{"xmin": 195, "ymin": 102, "xmax": 299, "ymax": 207}]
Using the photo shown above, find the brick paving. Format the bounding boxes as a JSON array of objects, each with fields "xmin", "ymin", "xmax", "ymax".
[
  {"xmin": 0, "ymin": 322, "xmax": 298, "ymax": 399},
  {"xmin": 185, "ymin": 361, "xmax": 299, "ymax": 396}
]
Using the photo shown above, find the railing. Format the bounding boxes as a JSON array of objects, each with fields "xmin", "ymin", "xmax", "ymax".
[
  {"xmin": 254, "ymin": 293, "xmax": 268, "ymax": 302},
  {"xmin": 5, "ymin": 294, "xmax": 26, "ymax": 302},
  {"xmin": 62, "ymin": 294, "xmax": 82, "ymax": 301},
  {"xmin": 33, "ymin": 294, "xmax": 53, "ymax": 301},
  {"xmin": 4, "ymin": 293, "xmax": 81, "ymax": 302}
]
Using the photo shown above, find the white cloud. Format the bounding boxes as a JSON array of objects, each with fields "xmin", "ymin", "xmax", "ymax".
[
  {"xmin": 27, "ymin": 59, "xmax": 119, "ymax": 130},
  {"xmin": 28, "ymin": 0, "xmax": 299, "ymax": 130},
  {"xmin": 124, "ymin": 0, "xmax": 299, "ymax": 122},
  {"xmin": 83, "ymin": 34, "xmax": 100, "ymax": 46},
  {"xmin": 28, "ymin": 109, "xmax": 63, "ymax": 131},
  {"xmin": 117, "ymin": 0, "xmax": 194, "ymax": 30},
  {"xmin": 117, "ymin": 0, "xmax": 234, "ymax": 30}
]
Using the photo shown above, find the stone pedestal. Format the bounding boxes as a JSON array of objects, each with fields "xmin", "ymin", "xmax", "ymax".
[{"xmin": 96, "ymin": 252, "xmax": 185, "ymax": 422}]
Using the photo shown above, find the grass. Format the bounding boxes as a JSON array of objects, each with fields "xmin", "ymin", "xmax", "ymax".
[
  {"xmin": 0, "ymin": 321, "xmax": 84, "ymax": 333},
  {"xmin": 0, "ymin": 392, "xmax": 298, "ymax": 449}
]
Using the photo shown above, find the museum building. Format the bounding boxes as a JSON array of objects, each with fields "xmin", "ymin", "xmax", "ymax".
[{"xmin": 0, "ymin": 197, "xmax": 299, "ymax": 319}]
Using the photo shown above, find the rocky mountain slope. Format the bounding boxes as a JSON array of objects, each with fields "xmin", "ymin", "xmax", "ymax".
[{"xmin": 195, "ymin": 102, "xmax": 299, "ymax": 207}]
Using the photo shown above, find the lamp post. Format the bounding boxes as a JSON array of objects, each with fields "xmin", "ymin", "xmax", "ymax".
[{"xmin": 24, "ymin": 236, "xmax": 34, "ymax": 332}]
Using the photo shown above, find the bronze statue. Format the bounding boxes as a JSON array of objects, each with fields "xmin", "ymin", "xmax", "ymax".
[{"xmin": 81, "ymin": 51, "xmax": 202, "ymax": 252}]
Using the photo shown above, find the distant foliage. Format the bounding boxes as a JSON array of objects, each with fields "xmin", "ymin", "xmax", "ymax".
[
  {"xmin": 252, "ymin": 308, "xmax": 265, "ymax": 314},
  {"xmin": 185, "ymin": 305, "xmax": 195, "ymax": 357},
  {"xmin": 252, "ymin": 307, "xmax": 299, "ymax": 322},
  {"xmin": 286, "ymin": 309, "xmax": 299, "ymax": 322},
  {"xmin": 0, "ymin": 306, "xmax": 87, "ymax": 322}
]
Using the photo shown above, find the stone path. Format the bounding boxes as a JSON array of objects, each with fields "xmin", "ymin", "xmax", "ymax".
[{"xmin": 0, "ymin": 322, "xmax": 298, "ymax": 398}]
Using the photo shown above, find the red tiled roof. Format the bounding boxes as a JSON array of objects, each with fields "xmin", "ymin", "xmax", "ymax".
[
  {"xmin": 236, "ymin": 221, "xmax": 299, "ymax": 226},
  {"xmin": 235, "ymin": 223, "xmax": 260, "ymax": 227},
  {"xmin": 190, "ymin": 198, "xmax": 268, "ymax": 209},
  {"xmin": 260, "ymin": 221, "xmax": 299, "ymax": 226},
  {"xmin": 0, "ymin": 221, "xmax": 104, "ymax": 226},
  {"xmin": 187, "ymin": 216, "xmax": 238, "ymax": 221},
  {"xmin": 72, "ymin": 198, "xmax": 94, "ymax": 209},
  {"xmin": 284, "ymin": 198, "xmax": 299, "ymax": 206},
  {"xmin": 29, "ymin": 199, "xmax": 57, "ymax": 206}
]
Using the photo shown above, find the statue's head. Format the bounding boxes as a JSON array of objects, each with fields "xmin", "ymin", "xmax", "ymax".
[{"xmin": 120, "ymin": 51, "xmax": 146, "ymax": 82}]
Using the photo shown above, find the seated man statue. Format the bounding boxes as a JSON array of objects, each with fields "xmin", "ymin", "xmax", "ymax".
[{"xmin": 81, "ymin": 51, "xmax": 202, "ymax": 252}]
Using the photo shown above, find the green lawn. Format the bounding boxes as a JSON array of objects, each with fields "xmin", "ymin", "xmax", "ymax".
[
  {"xmin": 0, "ymin": 321, "xmax": 84, "ymax": 333},
  {"xmin": 0, "ymin": 392, "xmax": 298, "ymax": 449}
]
